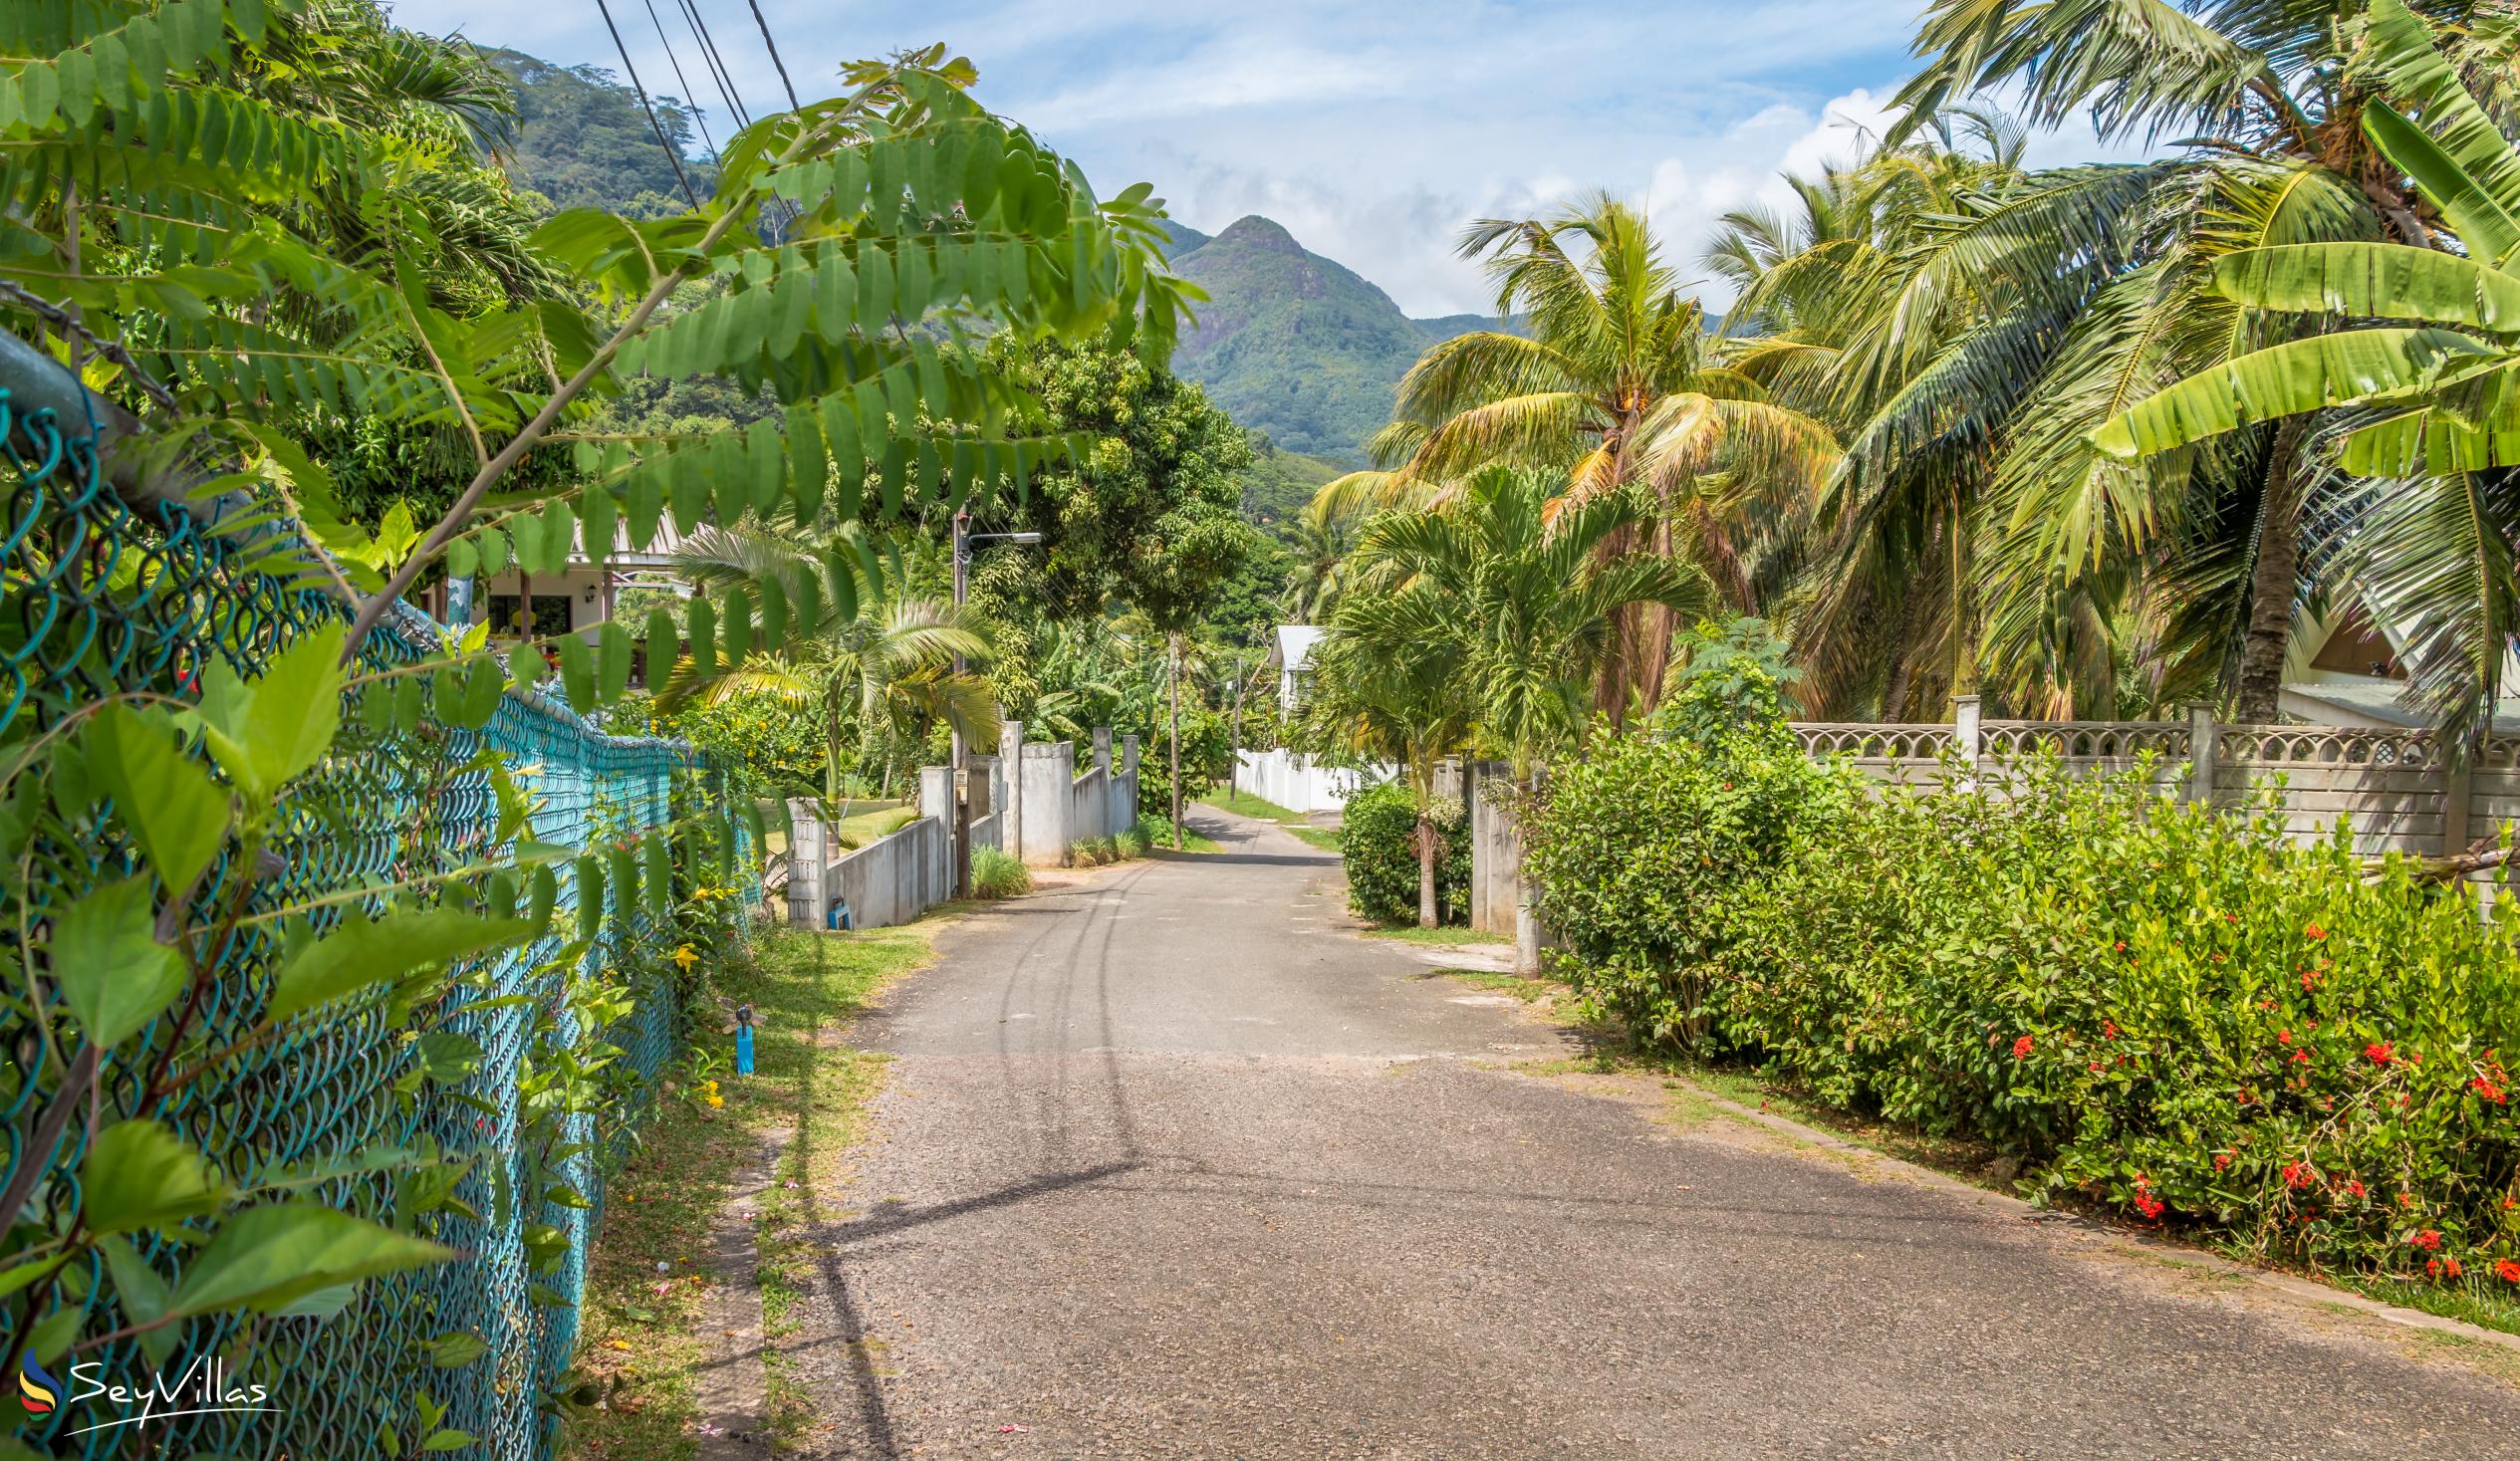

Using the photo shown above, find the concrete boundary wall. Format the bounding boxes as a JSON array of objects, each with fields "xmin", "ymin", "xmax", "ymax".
[
  {"xmin": 1234, "ymin": 747, "xmax": 1393, "ymax": 814},
  {"xmin": 1796, "ymin": 700, "xmax": 2506, "ymax": 864},
  {"xmin": 781, "ymin": 724, "xmax": 1126, "ymax": 926},
  {"xmin": 1466, "ymin": 703, "xmax": 2516, "ymax": 943}
]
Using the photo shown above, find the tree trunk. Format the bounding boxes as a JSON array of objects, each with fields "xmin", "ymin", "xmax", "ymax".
[
  {"xmin": 2235, "ymin": 415, "xmax": 2313, "ymax": 723},
  {"xmin": 1167, "ymin": 637, "xmax": 1183, "ymax": 849},
  {"xmin": 1416, "ymin": 816, "xmax": 1438, "ymax": 928}
]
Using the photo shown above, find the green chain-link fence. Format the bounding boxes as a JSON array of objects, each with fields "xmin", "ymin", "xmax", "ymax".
[{"xmin": 2, "ymin": 380, "xmax": 750, "ymax": 1455}]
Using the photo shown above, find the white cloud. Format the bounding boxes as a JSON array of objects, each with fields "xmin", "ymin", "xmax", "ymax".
[{"xmin": 380, "ymin": 0, "xmax": 2151, "ymax": 317}]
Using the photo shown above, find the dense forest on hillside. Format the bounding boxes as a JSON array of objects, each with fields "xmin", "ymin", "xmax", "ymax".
[{"xmin": 485, "ymin": 49, "xmax": 716, "ymax": 216}]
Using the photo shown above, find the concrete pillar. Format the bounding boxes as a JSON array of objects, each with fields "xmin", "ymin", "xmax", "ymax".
[
  {"xmin": 2445, "ymin": 751, "xmax": 2474, "ymax": 856},
  {"xmin": 1951, "ymin": 694, "xmax": 1982, "ymax": 791},
  {"xmin": 2185, "ymin": 704, "xmax": 2218, "ymax": 808},
  {"xmin": 1432, "ymin": 757, "xmax": 1463, "ymax": 802},
  {"xmin": 1122, "ymin": 734, "xmax": 1139, "ymax": 778},
  {"xmin": 1093, "ymin": 726, "xmax": 1113, "ymax": 778},
  {"xmin": 1001, "ymin": 718, "xmax": 1023, "ymax": 870},
  {"xmin": 784, "ymin": 798, "xmax": 825, "ymax": 927}
]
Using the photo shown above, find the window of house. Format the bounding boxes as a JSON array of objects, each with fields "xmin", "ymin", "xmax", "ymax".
[{"xmin": 486, "ymin": 595, "xmax": 573, "ymax": 639}]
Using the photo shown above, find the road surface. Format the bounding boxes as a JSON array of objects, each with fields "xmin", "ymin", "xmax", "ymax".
[{"xmin": 785, "ymin": 809, "xmax": 2520, "ymax": 1458}]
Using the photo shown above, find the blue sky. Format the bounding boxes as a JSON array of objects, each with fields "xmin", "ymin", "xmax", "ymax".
[{"xmin": 386, "ymin": 1, "xmax": 2142, "ymax": 316}]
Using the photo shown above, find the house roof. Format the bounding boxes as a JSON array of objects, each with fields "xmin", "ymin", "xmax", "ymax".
[
  {"xmin": 2281, "ymin": 678, "xmax": 2520, "ymax": 735},
  {"xmin": 1270, "ymin": 624, "xmax": 1326, "ymax": 671}
]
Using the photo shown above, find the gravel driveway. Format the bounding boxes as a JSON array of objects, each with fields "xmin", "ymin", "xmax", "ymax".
[{"xmin": 784, "ymin": 808, "xmax": 2520, "ymax": 1459}]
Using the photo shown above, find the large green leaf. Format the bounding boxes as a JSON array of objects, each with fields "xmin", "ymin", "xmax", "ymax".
[
  {"xmin": 82, "ymin": 1119, "xmax": 223, "ymax": 1236},
  {"xmin": 269, "ymin": 908, "xmax": 534, "ymax": 1021},
  {"xmin": 2360, "ymin": 0, "xmax": 2520, "ymax": 269},
  {"xmin": 168, "ymin": 1203, "xmax": 452, "ymax": 1318},
  {"xmin": 2363, "ymin": 102, "xmax": 2520, "ymax": 272},
  {"xmin": 2210, "ymin": 243, "xmax": 2520, "ymax": 333},
  {"xmin": 83, "ymin": 705, "xmax": 231, "ymax": 894},
  {"xmin": 197, "ymin": 621, "xmax": 347, "ymax": 803},
  {"xmin": 51, "ymin": 875, "xmax": 187, "ymax": 1049},
  {"xmin": 2092, "ymin": 328, "xmax": 2497, "ymax": 458}
]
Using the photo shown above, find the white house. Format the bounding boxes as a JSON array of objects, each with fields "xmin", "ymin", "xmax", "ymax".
[
  {"xmin": 2279, "ymin": 599, "xmax": 2520, "ymax": 733},
  {"xmin": 1265, "ymin": 624, "xmax": 1326, "ymax": 715}
]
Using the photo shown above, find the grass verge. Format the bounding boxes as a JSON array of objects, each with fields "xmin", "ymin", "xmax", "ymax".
[
  {"xmin": 1365, "ymin": 923, "xmax": 1511, "ymax": 948},
  {"xmin": 1196, "ymin": 790, "xmax": 1343, "ymax": 853},
  {"xmin": 1478, "ymin": 965, "xmax": 2520, "ymax": 1342},
  {"xmin": 571, "ymin": 919, "xmax": 942, "ymax": 1457}
]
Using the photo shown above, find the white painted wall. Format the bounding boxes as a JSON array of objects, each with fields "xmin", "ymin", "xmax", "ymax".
[{"xmin": 1233, "ymin": 748, "xmax": 1393, "ymax": 815}]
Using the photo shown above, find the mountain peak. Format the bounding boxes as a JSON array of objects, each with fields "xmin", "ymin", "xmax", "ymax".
[{"xmin": 1211, "ymin": 214, "xmax": 1304, "ymax": 255}]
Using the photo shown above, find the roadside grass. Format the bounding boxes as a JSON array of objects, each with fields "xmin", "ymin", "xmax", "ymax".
[
  {"xmin": 2316, "ymin": 1270, "xmax": 2520, "ymax": 1341},
  {"xmin": 1197, "ymin": 789, "xmax": 1343, "ymax": 853},
  {"xmin": 573, "ymin": 920, "xmax": 940, "ymax": 1458},
  {"xmin": 1426, "ymin": 969, "xmax": 1558, "ymax": 1002},
  {"xmin": 1473, "ymin": 968, "xmax": 2520, "ymax": 1343},
  {"xmin": 1366, "ymin": 923, "xmax": 1511, "ymax": 947}
]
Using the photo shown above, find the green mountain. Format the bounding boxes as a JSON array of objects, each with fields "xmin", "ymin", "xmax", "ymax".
[
  {"xmin": 485, "ymin": 50, "xmax": 715, "ymax": 217},
  {"xmin": 1162, "ymin": 215, "xmax": 1520, "ymax": 466}
]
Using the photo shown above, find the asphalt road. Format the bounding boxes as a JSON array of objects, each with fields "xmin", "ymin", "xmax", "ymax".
[{"xmin": 790, "ymin": 809, "xmax": 2520, "ymax": 1459}]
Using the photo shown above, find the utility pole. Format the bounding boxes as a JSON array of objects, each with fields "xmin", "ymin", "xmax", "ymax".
[
  {"xmin": 949, "ymin": 513, "xmax": 1041, "ymax": 894},
  {"xmin": 950, "ymin": 510, "xmax": 970, "ymax": 898},
  {"xmin": 1168, "ymin": 632, "xmax": 1183, "ymax": 850}
]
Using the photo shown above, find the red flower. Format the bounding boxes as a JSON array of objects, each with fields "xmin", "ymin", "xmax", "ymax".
[
  {"xmin": 2278, "ymin": 1030, "xmax": 2293, "ymax": 1045},
  {"xmin": 2012, "ymin": 1035, "xmax": 2035, "ymax": 1060},
  {"xmin": 2281, "ymin": 1160, "xmax": 2316, "ymax": 1190},
  {"xmin": 2133, "ymin": 1192, "xmax": 2164, "ymax": 1220},
  {"xmin": 2113, "ymin": 941, "xmax": 2127, "ymax": 953},
  {"xmin": 2473, "ymin": 1077, "xmax": 2508, "ymax": 1103},
  {"xmin": 2102, "ymin": 1020, "xmax": 2119, "ymax": 1040},
  {"xmin": 2304, "ymin": 922, "xmax": 2327, "ymax": 940},
  {"xmin": 2345, "ymin": 1179, "xmax": 2366, "ymax": 1199},
  {"xmin": 2427, "ymin": 1258, "xmax": 2443, "ymax": 1278},
  {"xmin": 2498, "ymin": 1259, "xmax": 2520, "ymax": 1283},
  {"xmin": 2290, "ymin": 1050, "xmax": 2311, "ymax": 1065},
  {"xmin": 2212, "ymin": 1152, "xmax": 2232, "ymax": 1171},
  {"xmin": 2411, "ymin": 1229, "xmax": 2443, "ymax": 1252},
  {"xmin": 2301, "ymin": 970, "xmax": 2320, "ymax": 993},
  {"xmin": 2366, "ymin": 1043, "xmax": 2394, "ymax": 1066},
  {"xmin": 2445, "ymin": 1257, "xmax": 2463, "ymax": 1279}
]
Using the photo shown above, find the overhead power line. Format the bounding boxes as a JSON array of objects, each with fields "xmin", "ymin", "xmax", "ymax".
[
  {"xmin": 639, "ymin": 0, "xmax": 720, "ymax": 159},
  {"xmin": 745, "ymin": 0, "xmax": 803, "ymax": 114},
  {"xmin": 675, "ymin": 0, "xmax": 754, "ymax": 133},
  {"xmin": 593, "ymin": 0, "xmax": 700, "ymax": 209}
]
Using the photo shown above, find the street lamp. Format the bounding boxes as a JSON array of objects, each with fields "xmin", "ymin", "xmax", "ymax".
[{"xmin": 950, "ymin": 511, "xmax": 1042, "ymax": 896}]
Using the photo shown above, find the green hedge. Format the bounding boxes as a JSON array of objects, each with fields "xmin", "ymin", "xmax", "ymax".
[
  {"xmin": 1527, "ymin": 729, "xmax": 2520, "ymax": 1281},
  {"xmin": 1342, "ymin": 781, "xmax": 1471, "ymax": 925}
]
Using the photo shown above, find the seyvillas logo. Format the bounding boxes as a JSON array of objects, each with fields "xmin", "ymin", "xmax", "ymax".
[
  {"xmin": 46, "ymin": 1356, "xmax": 279, "ymax": 1438},
  {"xmin": 18, "ymin": 1357, "xmax": 59, "ymax": 1416}
]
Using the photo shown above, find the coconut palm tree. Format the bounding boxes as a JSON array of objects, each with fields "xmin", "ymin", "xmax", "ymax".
[
  {"xmin": 1310, "ymin": 465, "xmax": 1713, "ymax": 954},
  {"xmin": 1315, "ymin": 195, "xmax": 1836, "ymax": 711},
  {"xmin": 1877, "ymin": 0, "xmax": 2472, "ymax": 722},
  {"xmin": 2091, "ymin": 0, "xmax": 2520, "ymax": 738},
  {"xmin": 659, "ymin": 522, "xmax": 996, "ymax": 799}
]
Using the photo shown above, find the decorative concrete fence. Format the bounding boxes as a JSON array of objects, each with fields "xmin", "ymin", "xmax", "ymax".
[
  {"xmin": 1463, "ymin": 698, "xmax": 2517, "ymax": 943},
  {"xmin": 783, "ymin": 724, "xmax": 1137, "ymax": 927},
  {"xmin": 1233, "ymin": 746, "xmax": 1393, "ymax": 814},
  {"xmin": 1796, "ymin": 696, "xmax": 2507, "ymax": 861}
]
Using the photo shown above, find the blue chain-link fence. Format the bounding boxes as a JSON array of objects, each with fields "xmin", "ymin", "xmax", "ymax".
[{"xmin": 1, "ymin": 381, "xmax": 748, "ymax": 1456}]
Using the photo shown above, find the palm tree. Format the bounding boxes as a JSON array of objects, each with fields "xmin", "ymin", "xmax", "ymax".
[
  {"xmin": 1279, "ymin": 509, "xmax": 1353, "ymax": 623},
  {"xmin": 660, "ymin": 522, "xmax": 996, "ymax": 799},
  {"xmin": 1311, "ymin": 466, "xmax": 1713, "ymax": 952},
  {"xmin": 1878, "ymin": 0, "xmax": 2470, "ymax": 722},
  {"xmin": 1315, "ymin": 195, "xmax": 1835, "ymax": 711},
  {"xmin": 2092, "ymin": 0, "xmax": 2520, "ymax": 738}
]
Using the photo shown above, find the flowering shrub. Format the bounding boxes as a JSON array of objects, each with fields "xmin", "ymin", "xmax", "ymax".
[
  {"xmin": 1530, "ymin": 738, "xmax": 2520, "ymax": 1279},
  {"xmin": 1341, "ymin": 782, "xmax": 1472, "ymax": 925}
]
